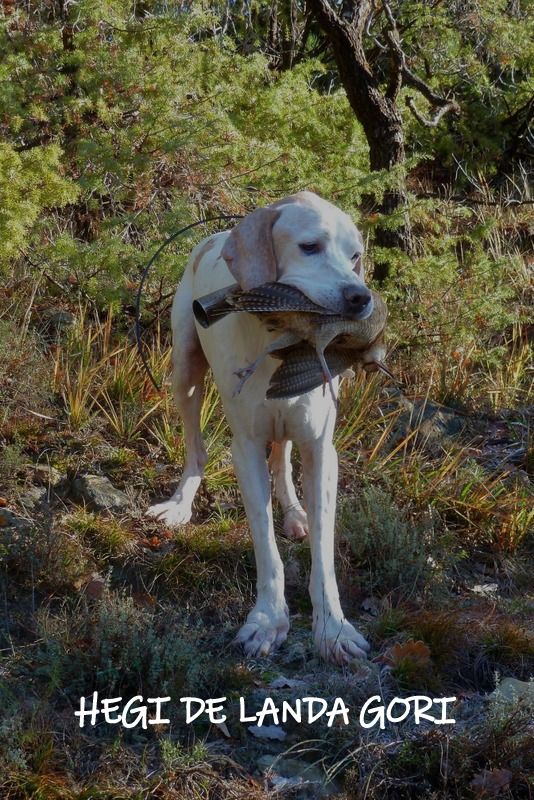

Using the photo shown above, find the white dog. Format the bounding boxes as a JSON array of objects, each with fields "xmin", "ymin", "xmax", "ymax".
[{"xmin": 148, "ymin": 191, "xmax": 372, "ymax": 664}]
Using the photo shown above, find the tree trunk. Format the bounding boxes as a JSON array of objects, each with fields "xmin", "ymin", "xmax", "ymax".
[
  {"xmin": 367, "ymin": 121, "xmax": 413, "ymax": 281},
  {"xmin": 306, "ymin": 0, "xmax": 413, "ymax": 281}
]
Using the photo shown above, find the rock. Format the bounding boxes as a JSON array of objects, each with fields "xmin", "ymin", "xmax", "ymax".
[
  {"xmin": 84, "ymin": 573, "xmax": 107, "ymax": 600},
  {"xmin": 248, "ymin": 724, "xmax": 287, "ymax": 741},
  {"xmin": 471, "ymin": 582, "xmax": 499, "ymax": 596},
  {"xmin": 269, "ymin": 676, "xmax": 308, "ymax": 690},
  {"xmin": 20, "ymin": 486, "xmax": 48, "ymax": 510},
  {"xmin": 385, "ymin": 393, "xmax": 465, "ymax": 453},
  {"xmin": 71, "ymin": 475, "xmax": 129, "ymax": 512},
  {"xmin": 0, "ymin": 508, "xmax": 31, "ymax": 529},
  {"xmin": 489, "ymin": 677, "xmax": 534, "ymax": 706},
  {"xmin": 41, "ymin": 308, "xmax": 75, "ymax": 333},
  {"xmin": 258, "ymin": 756, "xmax": 338, "ymax": 798},
  {"xmin": 32, "ymin": 464, "xmax": 63, "ymax": 488}
]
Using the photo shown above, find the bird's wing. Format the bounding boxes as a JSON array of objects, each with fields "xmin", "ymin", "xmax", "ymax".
[
  {"xmin": 267, "ymin": 345, "xmax": 354, "ymax": 399},
  {"xmin": 227, "ymin": 283, "xmax": 336, "ymax": 314}
]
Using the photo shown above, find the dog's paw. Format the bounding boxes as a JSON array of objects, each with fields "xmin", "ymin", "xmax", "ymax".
[
  {"xmin": 283, "ymin": 507, "xmax": 308, "ymax": 541},
  {"xmin": 235, "ymin": 606, "xmax": 290, "ymax": 658},
  {"xmin": 146, "ymin": 500, "xmax": 192, "ymax": 527},
  {"xmin": 313, "ymin": 618, "xmax": 370, "ymax": 665}
]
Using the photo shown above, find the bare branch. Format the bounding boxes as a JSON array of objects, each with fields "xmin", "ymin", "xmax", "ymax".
[
  {"xmin": 381, "ymin": 0, "xmax": 459, "ymax": 112},
  {"xmin": 406, "ymin": 96, "xmax": 459, "ymax": 127},
  {"xmin": 402, "ymin": 63, "xmax": 459, "ymax": 110}
]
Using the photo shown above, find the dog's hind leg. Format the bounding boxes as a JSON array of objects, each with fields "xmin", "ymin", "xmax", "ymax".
[
  {"xmin": 147, "ymin": 278, "xmax": 208, "ymax": 527},
  {"xmin": 269, "ymin": 441, "xmax": 308, "ymax": 540}
]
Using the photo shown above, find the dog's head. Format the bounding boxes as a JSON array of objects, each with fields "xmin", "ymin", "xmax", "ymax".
[{"xmin": 221, "ymin": 191, "xmax": 372, "ymax": 319}]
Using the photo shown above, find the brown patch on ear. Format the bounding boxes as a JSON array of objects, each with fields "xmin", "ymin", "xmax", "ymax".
[
  {"xmin": 221, "ymin": 207, "xmax": 281, "ymax": 290},
  {"xmin": 192, "ymin": 237, "xmax": 216, "ymax": 274}
]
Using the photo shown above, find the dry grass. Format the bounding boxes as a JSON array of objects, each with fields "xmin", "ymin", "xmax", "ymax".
[{"xmin": 0, "ymin": 195, "xmax": 533, "ymax": 799}]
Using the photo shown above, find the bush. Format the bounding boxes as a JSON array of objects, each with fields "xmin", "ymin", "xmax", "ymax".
[{"xmin": 339, "ymin": 485, "xmax": 435, "ymax": 596}]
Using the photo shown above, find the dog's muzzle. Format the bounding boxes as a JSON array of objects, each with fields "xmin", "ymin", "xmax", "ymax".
[{"xmin": 342, "ymin": 285, "xmax": 373, "ymax": 320}]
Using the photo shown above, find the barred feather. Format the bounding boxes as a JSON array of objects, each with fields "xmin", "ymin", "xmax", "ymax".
[
  {"xmin": 227, "ymin": 282, "xmax": 335, "ymax": 315},
  {"xmin": 267, "ymin": 345, "xmax": 354, "ymax": 399}
]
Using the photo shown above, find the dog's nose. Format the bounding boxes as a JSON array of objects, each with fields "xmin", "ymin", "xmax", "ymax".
[{"xmin": 342, "ymin": 285, "xmax": 372, "ymax": 316}]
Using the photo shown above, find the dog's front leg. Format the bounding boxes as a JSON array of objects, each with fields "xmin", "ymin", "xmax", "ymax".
[
  {"xmin": 300, "ymin": 439, "xmax": 370, "ymax": 664},
  {"xmin": 232, "ymin": 435, "xmax": 289, "ymax": 657}
]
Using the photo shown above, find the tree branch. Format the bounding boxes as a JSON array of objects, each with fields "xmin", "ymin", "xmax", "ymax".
[
  {"xmin": 381, "ymin": 0, "xmax": 459, "ymax": 114},
  {"xmin": 406, "ymin": 96, "xmax": 459, "ymax": 127}
]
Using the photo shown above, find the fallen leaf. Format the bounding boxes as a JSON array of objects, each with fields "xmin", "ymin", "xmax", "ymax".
[
  {"xmin": 0, "ymin": 498, "xmax": 7, "ymax": 507},
  {"xmin": 382, "ymin": 639, "xmax": 431, "ymax": 667},
  {"xmin": 140, "ymin": 536, "xmax": 162, "ymax": 549},
  {"xmin": 213, "ymin": 720, "xmax": 232, "ymax": 738},
  {"xmin": 133, "ymin": 592, "xmax": 156, "ymax": 608},
  {"xmin": 471, "ymin": 768, "xmax": 513, "ymax": 798}
]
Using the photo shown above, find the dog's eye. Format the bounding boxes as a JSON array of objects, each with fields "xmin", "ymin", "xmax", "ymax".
[{"xmin": 299, "ymin": 243, "xmax": 320, "ymax": 255}]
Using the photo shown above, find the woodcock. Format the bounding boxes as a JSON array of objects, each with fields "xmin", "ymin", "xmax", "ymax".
[{"xmin": 192, "ymin": 281, "xmax": 391, "ymax": 402}]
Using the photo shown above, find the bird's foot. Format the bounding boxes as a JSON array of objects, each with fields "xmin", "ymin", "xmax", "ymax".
[{"xmin": 233, "ymin": 364, "xmax": 256, "ymax": 396}]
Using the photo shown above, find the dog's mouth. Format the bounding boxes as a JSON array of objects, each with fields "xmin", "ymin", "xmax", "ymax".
[{"xmin": 278, "ymin": 279, "xmax": 374, "ymax": 319}]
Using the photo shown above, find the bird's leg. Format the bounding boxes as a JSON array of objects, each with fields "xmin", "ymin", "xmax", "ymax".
[
  {"xmin": 316, "ymin": 347, "xmax": 338, "ymax": 405},
  {"xmin": 234, "ymin": 332, "xmax": 300, "ymax": 396}
]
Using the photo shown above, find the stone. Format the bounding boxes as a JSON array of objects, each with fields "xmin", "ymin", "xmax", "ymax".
[
  {"xmin": 32, "ymin": 464, "xmax": 64, "ymax": 488},
  {"xmin": 42, "ymin": 308, "xmax": 75, "ymax": 331},
  {"xmin": 384, "ymin": 392, "xmax": 465, "ymax": 453},
  {"xmin": 248, "ymin": 724, "xmax": 287, "ymax": 741},
  {"xmin": 489, "ymin": 677, "xmax": 534, "ymax": 706},
  {"xmin": 471, "ymin": 582, "xmax": 499, "ymax": 596},
  {"xmin": 71, "ymin": 474, "xmax": 129, "ymax": 512},
  {"xmin": 0, "ymin": 508, "xmax": 30, "ymax": 529},
  {"xmin": 257, "ymin": 756, "xmax": 338, "ymax": 798},
  {"xmin": 20, "ymin": 486, "xmax": 48, "ymax": 510}
]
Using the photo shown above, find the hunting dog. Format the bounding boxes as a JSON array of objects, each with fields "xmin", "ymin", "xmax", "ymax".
[{"xmin": 147, "ymin": 191, "xmax": 372, "ymax": 664}]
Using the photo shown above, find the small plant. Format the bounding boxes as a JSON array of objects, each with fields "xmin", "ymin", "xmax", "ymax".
[
  {"xmin": 160, "ymin": 739, "xmax": 209, "ymax": 771},
  {"xmin": 0, "ymin": 444, "xmax": 25, "ymax": 485},
  {"xmin": 34, "ymin": 592, "xmax": 214, "ymax": 700},
  {"xmin": 64, "ymin": 509, "xmax": 136, "ymax": 558},
  {"xmin": 339, "ymin": 485, "xmax": 434, "ymax": 596},
  {"xmin": 0, "ymin": 320, "xmax": 51, "ymax": 432}
]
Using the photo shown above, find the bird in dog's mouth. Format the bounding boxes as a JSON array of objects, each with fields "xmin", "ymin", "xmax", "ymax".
[{"xmin": 193, "ymin": 282, "xmax": 392, "ymax": 401}]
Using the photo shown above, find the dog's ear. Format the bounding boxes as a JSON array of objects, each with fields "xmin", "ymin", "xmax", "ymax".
[{"xmin": 221, "ymin": 208, "xmax": 281, "ymax": 290}]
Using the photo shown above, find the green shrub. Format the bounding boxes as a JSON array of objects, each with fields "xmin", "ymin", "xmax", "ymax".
[{"xmin": 339, "ymin": 485, "xmax": 434, "ymax": 595}]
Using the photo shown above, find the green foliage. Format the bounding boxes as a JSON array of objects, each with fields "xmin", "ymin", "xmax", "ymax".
[
  {"xmin": 0, "ymin": 2, "xmax": 368, "ymax": 304},
  {"xmin": 398, "ymin": 0, "xmax": 534, "ymax": 175},
  {"xmin": 0, "ymin": 143, "xmax": 78, "ymax": 273},
  {"xmin": 34, "ymin": 593, "xmax": 212, "ymax": 699},
  {"xmin": 0, "ymin": 320, "xmax": 52, "ymax": 428},
  {"xmin": 64, "ymin": 509, "xmax": 135, "ymax": 558},
  {"xmin": 0, "ymin": 6, "xmax": 532, "ymax": 797},
  {"xmin": 339, "ymin": 485, "xmax": 434, "ymax": 595}
]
